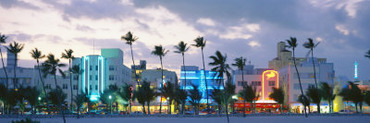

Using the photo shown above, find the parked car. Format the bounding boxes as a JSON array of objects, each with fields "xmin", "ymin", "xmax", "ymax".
[
  {"xmin": 199, "ymin": 108, "xmax": 217, "ymax": 115},
  {"xmin": 184, "ymin": 110, "xmax": 195, "ymax": 115}
]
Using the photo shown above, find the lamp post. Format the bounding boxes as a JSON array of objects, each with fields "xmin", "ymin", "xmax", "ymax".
[
  {"xmin": 109, "ymin": 95, "xmax": 112, "ymax": 114},
  {"xmin": 38, "ymin": 97, "xmax": 41, "ymax": 113}
]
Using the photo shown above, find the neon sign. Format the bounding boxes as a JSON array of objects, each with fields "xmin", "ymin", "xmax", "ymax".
[{"xmin": 262, "ymin": 70, "xmax": 279, "ymax": 100}]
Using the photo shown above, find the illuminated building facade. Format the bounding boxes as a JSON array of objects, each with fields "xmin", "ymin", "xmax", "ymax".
[
  {"xmin": 180, "ymin": 66, "xmax": 222, "ymax": 103},
  {"xmin": 72, "ymin": 48, "xmax": 132, "ymax": 101}
]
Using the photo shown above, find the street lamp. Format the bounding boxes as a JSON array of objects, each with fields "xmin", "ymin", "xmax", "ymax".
[
  {"xmin": 109, "ymin": 95, "xmax": 112, "ymax": 114},
  {"xmin": 38, "ymin": 97, "xmax": 41, "ymax": 101}
]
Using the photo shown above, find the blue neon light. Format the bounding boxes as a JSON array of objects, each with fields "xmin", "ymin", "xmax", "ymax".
[{"xmin": 354, "ymin": 61, "xmax": 358, "ymax": 79}]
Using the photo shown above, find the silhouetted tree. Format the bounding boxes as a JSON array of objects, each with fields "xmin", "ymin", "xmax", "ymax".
[
  {"xmin": 160, "ymin": 82, "xmax": 175, "ymax": 114},
  {"xmin": 151, "ymin": 45, "xmax": 169, "ymax": 114},
  {"xmin": 188, "ymin": 84, "xmax": 202, "ymax": 115},
  {"xmin": 269, "ymin": 87, "xmax": 285, "ymax": 114},
  {"xmin": 320, "ymin": 82, "xmax": 335, "ymax": 113},
  {"xmin": 306, "ymin": 85, "xmax": 322, "ymax": 113},
  {"xmin": 303, "ymin": 38, "xmax": 320, "ymax": 88},
  {"xmin": 121, "ymin": 31, "xmax": 140, "ymax": 85},
  {"xmin": 0, "ymin": 34, "xmax": 9, "ymax": 88},
  {"xmin": 174, "ymin": 41, "xmax": 190, "ymax": 87},
  {"xmin": 61, "ymin": 49, "xmax": 74, "ymax": 111},
  {"xmin": 6, "ymin": 42, "xmax": 24, "ymax": 89},
  {"xmin": 174, "ymin": 84, "xmax": 187, "ymax": 114}
]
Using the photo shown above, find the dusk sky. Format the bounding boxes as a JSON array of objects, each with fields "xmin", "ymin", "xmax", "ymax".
[{"xmin": 1, "ymin": 0, "xmax": 369, "ymax": 80}]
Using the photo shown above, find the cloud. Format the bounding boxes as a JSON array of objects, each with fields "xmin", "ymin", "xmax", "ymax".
[
  {"xmin": 218, "ymin": 23, "xmax": 259, "ymax": 40},
  {"xmin": 248, "ymin": 41, "xmax": 261, "ymax": 47},
  {"xmin": 335, "ymin": 24, "xmax": 350, "ymax": 35},
  {"xmin": 196, "ymin": 18, "xmax": 216, "ymax": 26}
]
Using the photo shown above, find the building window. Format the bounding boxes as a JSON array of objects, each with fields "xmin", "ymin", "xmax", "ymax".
[
  {"xmin": 95, "ymin": 75, "xmax": 98, "ymax": 80},
  {"xmin": 268, "ymin": 81, "xmax": 275, "ymax": 86},
  {"xmin": 95, "ymin": 85, "xmax": 98, "ymax": 90},
  {"xmin": 238, "ymin": 81, "xmax": 248, "ymax": 86},
  {"xmin": 109, "ymin": 65, "xmax": 115, "ymax": 71},
  {"xmin": 251, "ymin": 81, "xmax": 261, "ymax": 86},
  {"xmin": 73, "ymin": 84, "xmax": 77, "ymax": 90},
  {"xmin": 63, "ymin": 84, "xmax": 68, "ymax": 89},
  {"xmin": 45, "ymin": 84, "xmax": 51, "ymax": 89},
  {"xmin": 73, "ymin": 75, "xmax": 78, "ymax": 80},
  {"xmin": 96, "ymin": 65, "xmax": 98, "ymax": 70},
  {"xmin": 90, "ymin": 65, "xmax": 92, "ymax": 71},
  {"xmin": 90, "ymin": 85, "xmax": 92, "ymax": 90},
  {"xmin": 109, "ymin": 75, "xmax": 115, "ymax": 80},
  {"xmin": 89, "ymin": 75, "xmax": 92, "ymax": 80}
]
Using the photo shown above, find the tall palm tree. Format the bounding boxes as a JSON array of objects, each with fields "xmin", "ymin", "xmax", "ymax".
[
  {"xmin": 238, "ymin": 85, "xmax": 258, "ymax": 115},
  {"xmin": 41, "ymin": 54, "xmax": 66, "ymax": 123},
  {"xmin": 0, "ymin": 34, "xmax": 9, "ymax": 88},
  {"xmin": 134, "ymin": 83, "xmax": 147, "ymax": 114},
  {"xmin": 151, "ymin": 45, "xmax": 169, "ymax": 114},
  {"xmin": 232, "ymin": 57, "xmax": 247, "ymax": 86},
  {"xmin": 269, "ymin": 87, "xmax": 285, "ymax": 114},
  {"xmin": 6, "ymin": 42, "xmax": 24, "ymax": 89},
  {"xmin": 188, "ymin": 84, "xmax": 202, "ymax": 115},
  {"xmin": 303, "ymin": 38, "xmax": 320, "ymax": 88},
  {"xmin": 286, "ymin": 37, "xmax": 307, "ymax": 117},
  {"xmin": 160, "ymin": 82, "xmax": 175, "ymax": 114},
  {"xmin": 30, "ymin": 48, "xmax": 49, "ymax": 113},
  {"xmin": 121, "ymin": 31, "xmax": 140, "ymax": 85},
  {"xmin": 306, "ymin": 85, "xmax": 322, "ymax": 113},
  {"xmin": 209, "ymin": 50, "xmax": 231, "ymax": 123},
  {"xmin": 320, "ymin": 82, "xmax": 335, "ymax": 113},
  {"xmin": 224, "ymin": 81, "xmax": 235, "ymax": 115},
  {"xmin": 174, "ymin": 84, "xmax": 187, "ymax": 114},
  {"xmin": 174, "ymin": 41, "xmax": 190, "ymax": 87},
  {"xmin": 71, "ymin": 65, "xmax": 83, "ymax": 98},
  {"xmin": 74, "ymin": 92, "xmax": 89, "ymax": 118},
  {"xmin": 339, "ymin": 82, "xmax": 364, "ymax": 113},
  {"xmin": 61, "ymin": 49, "xmax": 74, "ymax": 111},
  {"xmin": 24, "ymin": 86, "xmax": 40, "ymax": 114},
  {"xmin": 192, "ymin": 36, "xmax": 210, "ymax": 108}
]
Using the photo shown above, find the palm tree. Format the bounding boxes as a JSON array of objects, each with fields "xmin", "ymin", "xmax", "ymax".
[
  {"xmin": 143, "ymin": 81, "xmax": 156, "ymax": 114},
  {"xmin": 174, "ymin": 84, "xmax": 187, "ymax": 114},
  {"xmin": 298, "ymin": 94, "xmax": 310, "ymax": 114},
  {"xmin": 339, "ymin": 82, "xmax": 364, "ymax": 113},
  {"xmin": 238, "ymin": 85, "xmax": 258, "ymax": 115},
  {"xmin": 30, "ymin": 48, "xmax": 49, "ymax": 113},
  {"xmin": 286, "ymin": 37, "xmax": 307, "ymax": 117},
  {"xmin": 160, "ymin": 82, "xmax": 175, "ymax": 114},
  {"xmin": 24, "ymin": 86, "xmax": 40, "ymax": 114},
  {"xmin": 210, "ymin": 87, "xmax": 223, "ymax": 115},
  {"xmin": 41, "ymin": 54, "xmax": 66, "ymax": 123},
  {"xmin": 41, "ymin": 54, "xmax": 66, "ymax": 88},
  {"xmin": 6, "ymin": 42, "xmax": 24, "ymax": 89},
  {"xmin": 61, "ymin": 49, "xmax": 74, "ymax": 111},
  {"xmin": 232, "ymin": 57, "xmax": 247, "ymax": 86},
  {"xmin": 303, "ymin": 38, "xmax": 320, "ymax": 88},
  {"xmin": 365, "ymin": 91, "xmax": 370, "ymax": 106},
  {"xmin": 134, "ymin": 84, "xmax": 147, "ymax": 114},
  {"xmin": 48, "ymin": 87, "xmax": 67, "ymax": 123},
  {"xmin": 74, "ymin": 92, "xmax": 89, "ymax": 118},
  {"xmin": 121, "ymin": 31, "xmax": 140, "ymax": 85},
  {"xmin": 0, "ymin": 84, "xmax": 10, "ymax": 114},
  {"xmin": 209, "ymin": 50, "xmax": 231, "ymax": 123},
  {"xmin": 224, "ymin": 81, "xmax": 235, "ymax": 115},
  {"xmin": 71, "ymin": 65, "xmax": 83, "ymax": 98},
  {"xmin": 320, "ymin": 82, "xmax": 335, "ymax": 113},
  {"xmin": 192, "ymin": 36, "xmax": 210, "ymax": 108},
  {"xmin": 100, "ymin": 86, "xmax": 118, "ymax": 114},
  {"xmin": 119, "ymin": 83, "xmax": 133, "ymax": 114},
  {"xmin": 151, "ymin": 45, "xmax": 169, "ymax": 114},
  {"xmin": 306, "ymin": 85, "xmax": 322, "ymax": 113},
  {"xmin": 269, "ymin": 87, "xmax": 285, "ymax": 114},
  {"xmin": 174, "ymin": 41, "xmax": 190, "ymax": 87},
  {"xmin": 0, "ymin": 33, "xmax": 9, "ymax": 88},
  {"xmin": 188, "ymin": 84, "xmax": 202, "ymax": 115}
]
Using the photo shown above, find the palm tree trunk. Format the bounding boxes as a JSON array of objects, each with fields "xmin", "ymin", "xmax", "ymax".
[
  {"xmin": 317, "ymin": 103, "xmax": 320, "ymax": 113},
  {"xmin": 36, "ymin": 60, "xmax": 50, "ymax": 114},
  {"xmin": 68, "ymin": 60, "xmax": 73, "ymax": 112},
  {"xmin": 13, "ymin": 54, "xmax": 17, "ymax": 89},
  {"xmin": 54, "ymin": 75, "xmax": 66, "ymax": 123},
  {"xmin": 181, "ymin": 102, "xmax": 185, "ymax": 114},
  {"xmin": 224, "ymin": 94, "xmax": 230, "ymax": 123},
  {"xmin": 355, "ymin": 103, "xmax": 358, "ymax": 113},
  {"xmin": 159, "ymin": 57, "xmax": 163, "ymax": 114},
  {"xmin": 0, "ymin": 48, "xmax": 9, "ymax": 89},
  {"xmin": 201, "ymin": 49, "xmax": 209, "ymax": 109},
  {"xmin": 182, "ymin": 53, "xmax": 187, "ymax": 88},
  {"xmin": 168, "ymin": 99, "xmax": 171, "ymax": 114},
  {"xmin": 250, "ymin": 102, "xmax": 253, "ymax": 114},
  {"xmin": 243, "ymin": 100, "xmax": 246, "ymax": 117},
  {"xmin": 130, "ymin": 45, "xmax": 140, "ymax": 86},
  {"xmin": 311, "ymin": 50, "xmax": 318, "ymax": 88},
  {"xmin": 147, "ymin": 102, "xmax": 150, "ymax": 115},
  {"xmin": 293, "ymin": 49, "xmax": 307, "ymax": 117},
  {"xmin": 280, "ymin": 104, "xmax": 283, "ymax": 114}
]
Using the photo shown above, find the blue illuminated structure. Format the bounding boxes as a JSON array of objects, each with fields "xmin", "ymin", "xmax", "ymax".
[
  {"xmin": 354, "ymin": 61, "xmax": 358, "ymax": 80},
  {"xmin": 180, "ymin": 66, "xmax": 223, "ymax": 103}
]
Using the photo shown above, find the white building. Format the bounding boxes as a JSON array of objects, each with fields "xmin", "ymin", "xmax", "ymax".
[{"xmin": 72, "ymin": 48, "xmax": 132, "ymax": 101}]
